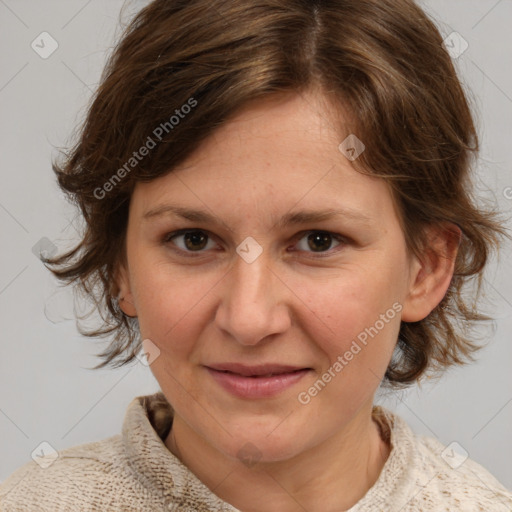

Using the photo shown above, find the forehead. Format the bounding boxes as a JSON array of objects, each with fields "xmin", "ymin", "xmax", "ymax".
[{"xmin": 130, "ymin": 91, "xmax": 399, "ymax": 232}]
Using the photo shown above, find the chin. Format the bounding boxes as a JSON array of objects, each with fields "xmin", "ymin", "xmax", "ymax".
[{"xmin": 216, "ymin": 420, "xmax": 314, "ymax": 466}]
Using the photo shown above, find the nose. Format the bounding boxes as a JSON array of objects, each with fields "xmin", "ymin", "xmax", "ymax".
[{"xmin": 214, "ymin": 247, "xmax": 291, "ymax": 346}]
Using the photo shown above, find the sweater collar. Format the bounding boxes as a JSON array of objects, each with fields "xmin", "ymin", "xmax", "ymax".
[
  {"xmin": 122, "ymin": 392, "xmax": 417, "ymax": 511},
  {"xmin": 122, "ymin": 392, "xmax": 241, "ymax": 511}
]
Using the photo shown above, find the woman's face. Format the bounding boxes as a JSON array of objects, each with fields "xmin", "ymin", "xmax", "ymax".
[{"xmin": 119, "ymin": 91, "xmax": 421, "ymax": 463}]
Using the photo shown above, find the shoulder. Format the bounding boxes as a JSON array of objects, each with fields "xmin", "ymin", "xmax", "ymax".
[
  {"xmin": 0, "ymin": 433, "xmax": 162, "ymax": 512},
  {"xmin": 0, "ymin": 393, "xmax": 178, "ymax": 511},
  {"xmin": 408, "ymin": 429, "xmax": 512, "ymax": 511},
  {"xmin": 368, "ymin": 407, "xmax": 512, "ymax": 512},
  {"xmin": 0, "ymin": 435, "xmax": 120, "ymax": 510}
]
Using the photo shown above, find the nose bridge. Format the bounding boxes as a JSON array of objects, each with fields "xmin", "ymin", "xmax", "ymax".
[{"xmin": 215, "ymin": 246, "xmax": 289, "ymax": 346}]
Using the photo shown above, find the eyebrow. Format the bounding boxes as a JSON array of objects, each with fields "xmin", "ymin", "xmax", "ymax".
[{"xmin": 142, "ymin": 204, "xmax": 373, "ymax": 228}]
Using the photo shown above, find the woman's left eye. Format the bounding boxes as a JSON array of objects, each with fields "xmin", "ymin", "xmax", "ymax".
[
  {"xmin": 162, "ymin": 229, "xmax": 346, "ymax": 256},
  {"xmin": 293, "ymin": 231, "xmax": 345, "ymax": 254}
]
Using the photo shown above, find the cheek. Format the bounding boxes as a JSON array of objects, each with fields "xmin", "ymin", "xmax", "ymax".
[
  {"xmin": 301, "ymin": 271, "xmax": 401, "ymax": 357},
  {"xmin": 134, "ymin": 267, "xmax": 209, "ymax": 400},
  {"xmin": 130, "ymin": 260, "xmax": 207, "ymax": 356},
  {"xmin": 297, "ymin": 275, "xmax": 401, "ymax": 411}
]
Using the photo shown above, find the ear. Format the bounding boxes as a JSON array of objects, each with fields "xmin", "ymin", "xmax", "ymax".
[
  {"xmin": 113, "ymin": 261, "xmax": 138, "ymax": 318},
  {"xmin": 401, "ymin": 223, "xmax": 461, "ymax": 322}
]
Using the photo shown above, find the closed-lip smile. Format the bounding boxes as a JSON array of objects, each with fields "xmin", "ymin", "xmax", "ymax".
[{"xmin": 205, "ymin": 363, "xmax": 312, "ymax": 398}]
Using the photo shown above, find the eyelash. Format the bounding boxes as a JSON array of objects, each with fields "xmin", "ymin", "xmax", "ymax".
[{"xmin": 161, "ymin": 229, "xmax": 349, "ymax": 258}]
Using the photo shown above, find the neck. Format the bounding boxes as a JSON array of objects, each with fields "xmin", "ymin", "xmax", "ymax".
[{"xmin": 165, "ymin": 402, "xmax": 390, "ymax": 512}]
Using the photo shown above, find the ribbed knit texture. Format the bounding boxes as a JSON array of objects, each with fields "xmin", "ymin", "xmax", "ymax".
[{"xmin": 1, "ymin": 392, "xmax": 511, "ymax": 511}]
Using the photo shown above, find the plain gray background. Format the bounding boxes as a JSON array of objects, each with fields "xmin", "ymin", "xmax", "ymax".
[{"xmin": 1, "ymin": 0, "xmax": 511, "ymax": 491}]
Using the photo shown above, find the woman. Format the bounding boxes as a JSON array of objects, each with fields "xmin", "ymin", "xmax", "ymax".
[{"xmin": 1, "ymin": 0, "xmax": 511, "ymax": 510}]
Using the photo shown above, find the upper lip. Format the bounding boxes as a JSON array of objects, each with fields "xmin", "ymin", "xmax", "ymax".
[{"xmin": 206, "ymin": 363, "xmax": 310, "ymax": 377}]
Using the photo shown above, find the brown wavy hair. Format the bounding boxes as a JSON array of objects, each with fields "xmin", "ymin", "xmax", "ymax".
[{"xmin": 44, "ymin": 0, "xmax": 509, "ymax": 386}]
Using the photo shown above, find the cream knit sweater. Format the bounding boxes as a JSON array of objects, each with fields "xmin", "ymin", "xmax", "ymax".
[{"xmin": 1, "ymin": 392, "xmax": 511, "ymax": 511}]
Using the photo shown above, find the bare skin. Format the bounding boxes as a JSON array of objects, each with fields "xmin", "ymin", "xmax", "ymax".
[{"xmin": 117, "ymin": 90, "xmax": 460, "ymax": 511}]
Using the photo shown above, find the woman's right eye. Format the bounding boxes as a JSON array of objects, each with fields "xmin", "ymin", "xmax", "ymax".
[{"xmin": 162, "ymin": 229, "xmax": 218, "ymax": 255}]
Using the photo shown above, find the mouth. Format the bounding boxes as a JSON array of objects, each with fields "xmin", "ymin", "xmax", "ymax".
[{"xmin": 204, "ymin": 363, "xmax": 313, "ymax": 398}]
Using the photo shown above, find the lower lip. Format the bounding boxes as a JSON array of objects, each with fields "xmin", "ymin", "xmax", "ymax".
[{"xmin": 206, "ymin": 367, "xmax": 311, "ymax": 399}]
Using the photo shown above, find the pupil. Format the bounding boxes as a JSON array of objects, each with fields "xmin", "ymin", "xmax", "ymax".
[
  {"xmin": 185, "ymin": 231, "xmax": 207, "ymax": 250},
  {"xmin": 308, "ymin": 232, "xmax": 331, "ymax": 252}
]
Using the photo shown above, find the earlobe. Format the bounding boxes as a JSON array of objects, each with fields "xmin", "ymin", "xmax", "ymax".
[
  {"xmin": 113, "ymin": 264, "xmax": 138, "ymax": 318},
  {"xmin": 400, "ymin": 223, "xmax": 461, "ymax": 322},
  {"xmin": 118, "ymin": 295, "xmax": 137, "ymax": 317}
]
